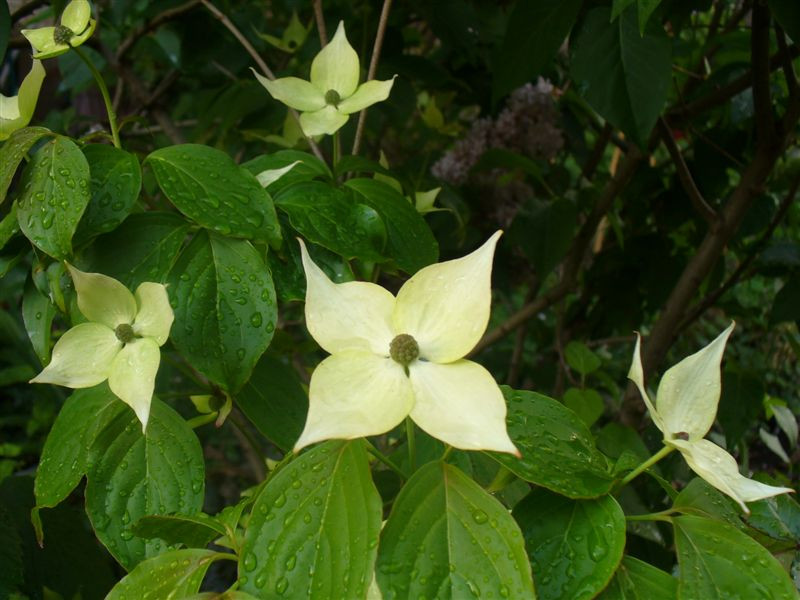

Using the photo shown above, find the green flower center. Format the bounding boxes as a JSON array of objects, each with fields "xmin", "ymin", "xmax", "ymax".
[
  {"xmin": 54, "ymin": 25, "xmax": 75, "ymax": 45},
  {"xmin": 115, "ymin": 323, "xmax": 136, "ymax": 344},
  {"xmin": 325, "ymin": 89, "xmax": 342, "ymax": 107},
  {"xmin": 390, "ymin": 334, "xmax": 419, "ymax": 367}
]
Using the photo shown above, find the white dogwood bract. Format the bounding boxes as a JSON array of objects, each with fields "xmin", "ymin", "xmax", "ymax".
[
  {"xmin": 253, "ymin": 21, "xmax": 395, "ymax": 136},
  {"xmin": 294, "ymin": 232, "xmax": 518, "ymax": 455},
  {"xmin": 30, "ymin": 265, "xmax": 173, "ymax": 431},
  {"xmin": 0, "ymin": 60, "xmax": 45, "ymax": 141},
  {"xmin": 629, "ymin": 323, "xmax": 793, "ymax": 512}
]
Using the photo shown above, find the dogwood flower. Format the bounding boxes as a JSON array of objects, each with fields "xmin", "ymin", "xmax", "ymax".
[
  {"xmin": 629, "ymin": 323, "xmax": 793, "ymax": 512},
  {"xmin": 31, "ymin": 265, "xmax": 173, "ymax": 431},
  {"xmin": 253, "ymin": 21, "xmax": 395, "ymax": 137},
  {"xmin": 294, "ymin": 232, "xmax": 518, "ymax": 455},
  {"xmin": 21, "ymin": 0, "xmax": 96, "ymax": 60},
  {"xmin": 0, "ymin": 60, "xmax": 45, "ymax": 141}
]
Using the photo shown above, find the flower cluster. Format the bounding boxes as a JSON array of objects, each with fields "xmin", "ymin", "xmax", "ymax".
[
  {"xmin": 31, "ymin": 266, "xmax": 173, "ymax": 431},
  {"xmin": 629, "ymin": 324, "xmax": 792, "ymax": 512},
  {"xmin": 294, "ymin": 233, "xmax": 518, "ymax": 455}
]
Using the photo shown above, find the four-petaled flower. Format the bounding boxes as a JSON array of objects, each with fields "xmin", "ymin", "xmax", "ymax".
[
  {"xmin": 21, "ymin": 0, "xmax": 96, "ymax": 60},
  {"xmin": 0, "ymin": 60, "xmax": 45, "ymax": 141},
  {"xmin": 629, "ymin": 323, "xmax": 793, "ymax": 512},
  {"xmin": 253, "ymin": 21, "xmax": 395, "ymax": 137},
  {"xmin": 31, "ymin": 265, "xmax": 174, "ymax": 431},
  {"xmin": 294, "ymin": 232, "xmax": 518, "ymax": 455}
]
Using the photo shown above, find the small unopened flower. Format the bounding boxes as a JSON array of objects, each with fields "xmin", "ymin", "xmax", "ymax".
[
  {"xmin": 253, "ymin": 21, "xmax": 395, "ymax": 137},
  {"xmin": 21, "ymin": 0, "xmax": 96, "ymax": 60},
  {"xmin": 629, "ymin": 323, "xmax": 793, "ymax": 512},
  {"xmin": 31, "ymin": 265, "xmax": 173, "ymax": 431},
  {"xmin": 294, "ymin": 232, "xmax": 518, "ymax": 455},
  {"xmin": 0, "ymin": 60, "xmax": 45, "ymax": 140}
]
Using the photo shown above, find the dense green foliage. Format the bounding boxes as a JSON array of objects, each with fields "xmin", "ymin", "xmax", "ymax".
[{"xmin": 1, "ymin": 0, "xmax": 800, "ymax": 598}]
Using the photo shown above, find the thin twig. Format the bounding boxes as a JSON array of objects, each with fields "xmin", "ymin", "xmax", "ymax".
[
  {"xmin": 751, "ymin": 1, "xmax": 777, "ymax": 150},
  {"xmin": 313, "ymin": 0, "xmax": 328, "ymax": 46},
  {"xmin": 199, "ymin": 0, "xmax": 325, "ymax": 162},
  {"xmin": 507, "ymin": 278, "xmax": 540, "ymax": 387},
  {"xmin": 351, "ymin": 0, "xmax": 393, "ymax": 156},
  {"xmin": 658, "ymin": 117, "xmax": 717, "ymax": 225},
  {"xmin": 678, "ymin": 175, "xmax": 800, "ymax": 332},
  {"xmin": 116, "ymin": 0, "xmax": 201, "ymax": 61}
]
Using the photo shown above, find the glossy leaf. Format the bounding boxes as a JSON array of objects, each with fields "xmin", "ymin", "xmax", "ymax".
[
  {"xmin": 22, "ymin": 277, "xmax": 55, "ymax": 365},
  {"xmin": 106, "ymin": 549, "xmax": 223, "ymax": 600},
  {"xmin": 563, "ymin": 387, "xmax": 605, "ymax": 428},
  {"xmin": 146, "ymin": 144, "xmax": 281, "ymax": 246},
  {"xmin": 596, "ymin": 556, "xmax": 677, "ymax": 600},
  {"xmin": 168, "ymin": 231, "xmax": 277, "ymax": 391},
  {"xmin": 492, "ymin": 0, "xmax": 582, "ymax": 102},
  {"xmin": 240, "ymin": 440, "xmax": 381, "ymax": 598},
  {"xmin": 16, "ymin": 136, "xmax": 91, "ymax": 258},
  {"xmin": 489, "ymin": 387, "xmax": 614, "ymax": 498},
  {"xmin": 565, "ymin": 341, "xmax": 601, "ymax": 375},
  {"xmin": 75, "ymin": 144, "xmax": 142, "ymax": 242},
  {"xmin": 376, "ymin": 461, "xmax": 535, "ymax": 599},
  {"xmin": 0, "ymin": 126, "xmax": 52, "ymax": 204},
  {"xmin": 274, "ymin": 181, "xmax": 386, "ymax": 262},
  {"xmin": 673, "ymin": 478, "xmax": 745, "ymax": 530},
  {"xmin": 132, "ymin": 513, "xmax": 225, "ymax": 548},
  {"xmin": 345, "ymin": 178, "xmax": 439, "ymax": 273},
  {"xmin": 746, "ymin": 486, "xmax": 800, "ymax": 544},
  {"xmin": 35, "ymin": 385, "xmax": 127, "ymax": 510},
  {"xmin": 570, "ymin": 6, "xmax": 671, "ymax": 147},
  {"xmin": 235, "ymin": 353, "xmax": 308, "ymax": 452},
  {"xmin": 85, "ymin": 397, "xmax": 205, "ymax": 570},
  {"xmin": 79, "ymin": 211, "xmax": 190, "ymax": 288},
  {"xmin": 514, "ymin": 488, "xmax": 625, "ymax": 600},
  {"xmin": 242, "ymin": 149, "xmax": 331, "ymax": 195},
  {"xmin": 673, "ymin": 515, "xmax": 797, "ymax": 599}
]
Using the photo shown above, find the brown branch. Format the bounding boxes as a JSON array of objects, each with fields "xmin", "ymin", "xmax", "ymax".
[
  {"xmin": 472, "ymin": 147, "xmax": 643, "ymax": 354},
  {"xmin": 117, "ymin": 65, "xmax": 185, "ymax": 144},
  {"xmin": 751, "ymin": 0, "xmax": 777, "ymax": 150},
  {"xmin": 658, "ymin": 117, "xmax": 718, "ymax": 224},
  {"xmin": 581, "ymin": 123, "xmax": 612, "ymax": 180},
  {"xmin": 678, "ymin": 175, "xmax": 800, "ymax": 333},
  {"xmin": 507, "ymin": 278, "xmax": 540, "ymax": 388},
  {"xmin": 313, "ymin": 0, "xmax": 328, "ymax": 46},
  {"xmin": 351, "ymin": 0, "xmax": 394, "ymax": 156},
  {"xmin": 775, "ymin": 27, "xmax": 800, "ymax": 135}
]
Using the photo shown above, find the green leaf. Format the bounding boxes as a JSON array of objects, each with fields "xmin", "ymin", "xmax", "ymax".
[
  {"xmin": 132, "ymin": 513, "xmax": 225, "ymax": 548},
  {"xmin": 78, "ymin": 211, "xmax": 190, "ymax": 288},
  {"xmin": 240, "ymin": 440, "xmax": 381, "ymax": 598},
  {"xmin": 85, "ymin": 397, "xmax": 205, "ymax": 570},
  {"xmin": 377, "ymin": 461, "xmax": 535, "ymax": 599},
  {"xmin": 489, "ymin": 387, "xmax": 614, "ymax": 498},
  {"xmin": 563, "ymin": 387, "xmax": 605, "ymax": 427},
  {"xmin": 274, "ymin": 181, "xmax": 386, "ymax": 262},
  {"xmin": 0, "ymin": 205, "xmax": 18, "ymax": 250},
  {"xmin": 106, "ymin": 549, "xmax": 224, "ymax": 600},
  {"xmin": 0, "ymin": 503, "xmax": 23, "ymax": 598},
  {"xmin": 718, "ymin": 368, "xmax": 765, "ymax": 447},
  {"xmin": 492, "ymin": 0, "xmax": 582, "ymax": 102},
  {"xmin": 146, "ymin": 144, "xmax": 281, "ymax": 246},
  {"xmin": 769, "ymin": 0, "xmax": 800, "ymax": 44},
  {"xmin": 168, "ymin": 231, "xmax": 277, "ymax": 391},
  {"xmin": 565, "ymin": 341, "xmax": 602, "ymax": 375},
  {"xmin": 35, "ymin": 385, "xmax": 127, "ymax": 510},
  {"xmin": 514, "ymin": 488, "xmax": 625, "ymax": 600},
  {"xmin": 241, "ymin": 150, "xmax": 331, "ymax": 195},
  {"xmin": 673, "ymin": 515, "xmax": 797, "ymax": 599},
  {"xmin": 22, "ymin": 277, "xmax": 55, "ymax": 365},
  {"xmin": 509, "ymin": 199, "xmax": 577, "ymax": 277},
  {"xmin": 235, "ymin": 353, "xmax": 308, "ymax": 452},
  {"xmin": 74, "ymin": 144, "xmax": 142, "ymax": 242},
  {"xmin": 570, "ymin": 7, "xmax": 671, "ymax": 147},
  {"xmin": 0, "ymin": 126, "xmax": 53, "ymax": 204},
  {"xmin": 746, "ymin": 486, "xmax": 800, "ymax": 544},
  {"xmin": 636, "ymin": 0, "xmax": 662, "ymax": 34},
  {"xmin": 345, "ymin": 178, "xmax": 439, "ymax": 273},
  {"xmin": 596, "ymin": 556, "xmax": 677, "ymax": 600},
  {"xmin": 771, "ymin": 274, "xmax": 800, "ymax": 326},
  {"xmin": 16, "ymin": 136, "xmax": 91, "ymax": 258},
  {"xmin": 672, "ymin": 478, "xmax": 745, "ymax": 529},
  {"xmin": 0, "ymin": 0, "xmax": 9, "ymax": 65}
]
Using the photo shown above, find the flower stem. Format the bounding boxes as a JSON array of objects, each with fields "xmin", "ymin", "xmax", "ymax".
[
  {"xmin": 364, "ymin": 440, "xmax": 405, "ymax": 478},
  {"xmin": 618, "ymin": 445, "xmax": 676, "ymax": 487},
  {"xmin": 406, "ymin": 417, "xmax": 416, "ymax": 472},
  {"xmin": 332, "ymin": 131, "xmax": 341, "ymax": 171},
  {"xmin": 487, "ymin": 465, "xmax": 516, "ymax": 493},
  {"xmin": 72, "ymin": 46, "xmax": 121, "ymax": 149},
  {"xmin": 626, "ymin": 509, "xmax": 674, "ymax": 522}
]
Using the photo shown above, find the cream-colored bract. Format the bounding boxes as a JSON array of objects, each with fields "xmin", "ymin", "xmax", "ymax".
[
  {"xmin": 30, "ymin": 265, "xmax": 174, "ymax": 431},
  {"xmin": 21, "ymin": 0, "xmax": 96, "ymax": 60},
  {"xmin": 0, "ymin": 60, "xmax": 45, "ymax": 141},
  {"xmin": 253, "ymin": 21, "xmax": 396, "ymax": 137},
  {"xmin": 628, "ymin": 323, "xmax": 793, "ymax": 512},
  {"xmin": 294, "ymin": 232, "xmax": 518, "ymax": 455}
]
